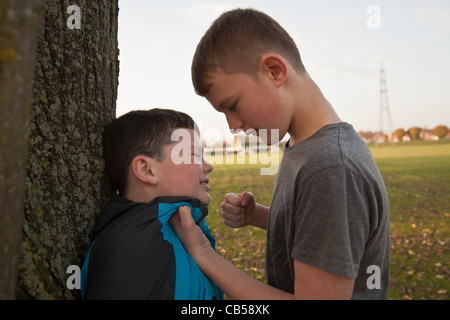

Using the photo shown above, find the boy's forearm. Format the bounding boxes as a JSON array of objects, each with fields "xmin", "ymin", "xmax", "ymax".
[
  {"xmin": 251, "ymin": 204, "xmax": 270, "ymax": 230},
  {"xmin": 198, "ymin": 246, "xmax": 293, "ymax": 300}
]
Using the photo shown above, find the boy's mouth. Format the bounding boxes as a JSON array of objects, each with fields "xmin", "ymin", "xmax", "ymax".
[{"xmin": 200, "ymin": 178, "xmax": 210, "ymax": 191}]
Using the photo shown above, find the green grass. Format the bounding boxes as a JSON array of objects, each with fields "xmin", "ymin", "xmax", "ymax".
[
  {"xmin": 375, "ymin": 155, "xmax": 449, "ymax": 300},
  {"xmin": 369, "ymin": 140, "xmax": 450, "ymax": 159},
  {"xmin": 204, "ymin": 141, "xmax": 450, "ymax": 300}
]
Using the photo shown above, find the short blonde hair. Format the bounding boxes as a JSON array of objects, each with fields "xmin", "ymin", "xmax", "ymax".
[{"xmin": 191, "ymin": 8, "xmax": 306, "ymax": 96}]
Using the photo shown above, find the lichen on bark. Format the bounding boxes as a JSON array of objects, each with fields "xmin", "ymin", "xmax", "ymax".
[{"xmin": 17, "ymin": 0, "xmax": 119, "ymax": 299}]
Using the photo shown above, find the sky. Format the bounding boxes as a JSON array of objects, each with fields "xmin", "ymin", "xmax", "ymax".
[{"xmin": 116, "ymin": 0, "xmax": 450, "ymax": 143}]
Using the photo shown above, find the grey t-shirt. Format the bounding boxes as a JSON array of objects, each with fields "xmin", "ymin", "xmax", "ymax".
[{"xmin": 265, "ymin": 123, "xmax": 390, "ymax": 299}]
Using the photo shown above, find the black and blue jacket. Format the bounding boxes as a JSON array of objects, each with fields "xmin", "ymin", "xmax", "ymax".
[{"xmin": 81, "ymin": 195, "xmax": 223, "ymax": 300}]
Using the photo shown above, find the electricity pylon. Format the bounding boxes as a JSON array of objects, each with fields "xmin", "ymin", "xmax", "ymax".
[{"xmin": 376, "ymin": 64, "xmax": 394, "ymax": 143}]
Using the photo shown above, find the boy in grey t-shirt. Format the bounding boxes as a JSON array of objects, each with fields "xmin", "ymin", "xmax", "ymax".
[
  {"xmin": 169, "ymin": 8, "xmax": 390, "ymax": 299},
  {"xmin": 266, "ymin": 123, "xmax": 390, "ymax": 299}
]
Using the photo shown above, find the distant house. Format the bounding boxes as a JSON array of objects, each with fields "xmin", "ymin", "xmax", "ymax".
[
  {"xmin": 392, "ymin": 134, "xmax": 410, "ymax": 143},
  {"xmin": 204, "ymin": 139, "xmax": 244, "ymax": 155},
  {"xmin": 358, "ymin": 131, "xmax": 375, "ymax": 143},
  {"xmin": 204, "ymin": 133, "xmax": 283, "ymax": 155},
  {"xmin": 402, "ymin": 133, "xmax": 411, "ymax": 142},
  {"xmin": 358, "ymin": 131, "xmax": 394, "ymax": 143},
  {"xmin": 420, "ymin": 129, "xmax": 439, "ymax": 141}
]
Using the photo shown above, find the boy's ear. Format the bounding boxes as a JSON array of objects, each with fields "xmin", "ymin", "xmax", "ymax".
[
  {"xmin": 129, "ymin": 155, "xmax": 157, "ymax": 185},
  {"xmin": 260, "ymin": 54, "xmax": 288, "ymax": 87}
]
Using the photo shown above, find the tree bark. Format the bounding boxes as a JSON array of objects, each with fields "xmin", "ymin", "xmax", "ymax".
[
  {"xmin": 16, "ymin": 0, "xmax": 119, "ymax": 299},
  {"xmin": 0, "ymin": 0, "xmax": 46, "ymax": 300}
]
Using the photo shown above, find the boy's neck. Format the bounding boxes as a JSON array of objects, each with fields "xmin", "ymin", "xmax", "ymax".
[
  {"xmin": 123, "ymin": 186, "xmax": 155, "ymax": 204},
  {"xmin": 287, "ymin": 73, "xmax": 341, "ymax": 147}
]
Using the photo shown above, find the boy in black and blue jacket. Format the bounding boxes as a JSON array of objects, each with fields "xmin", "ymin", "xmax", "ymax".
[{"xmin": 81, "ymin": 108, "xmax": 222, "ymax": 300}]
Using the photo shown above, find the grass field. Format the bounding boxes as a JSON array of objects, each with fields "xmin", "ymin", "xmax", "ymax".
[{"xmin": 204, "ymin": 141, "xmax": 450, "ymax": 300}]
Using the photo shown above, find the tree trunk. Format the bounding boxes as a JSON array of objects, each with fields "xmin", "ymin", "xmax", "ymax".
[
  {"xmin": 16, "ymin": 0, "xmax": 119, "ymax": 299},
  {"xmin": 0, "ymin": 0, "xmax": 46, "ymax": 300}
]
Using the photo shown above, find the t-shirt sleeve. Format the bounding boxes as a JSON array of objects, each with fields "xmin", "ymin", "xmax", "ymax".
[{"xmin": 291, "ymin": 165, "xmax": 371, "ymax": 278}]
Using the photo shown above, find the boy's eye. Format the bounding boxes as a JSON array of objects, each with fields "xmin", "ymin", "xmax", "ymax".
[{"xmin": 229, "ymin": 103, "xmax": 237, "ymax": 111}]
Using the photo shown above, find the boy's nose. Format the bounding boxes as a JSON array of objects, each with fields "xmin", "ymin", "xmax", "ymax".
[
  {"xmin": 203, "ymin": 158, "xmax": 214, "ymax": 173},
  {"xmin": 225, "ymin": 113, "xmax": 244, "ymax": 131}
]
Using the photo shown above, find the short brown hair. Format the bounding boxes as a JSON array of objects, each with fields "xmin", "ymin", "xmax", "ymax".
[
  {"xmin": 192, "ymin": 8, "xmax": 306, "ymax": 96},
  {"xmin": 103, "ymin": 108, "xmax": 196, "ymax": 195}
]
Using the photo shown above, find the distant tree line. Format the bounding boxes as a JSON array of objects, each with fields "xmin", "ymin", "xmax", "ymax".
[{"xmin": 393, "ymin": 125, "xmax": 449, "ymax": 141}]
